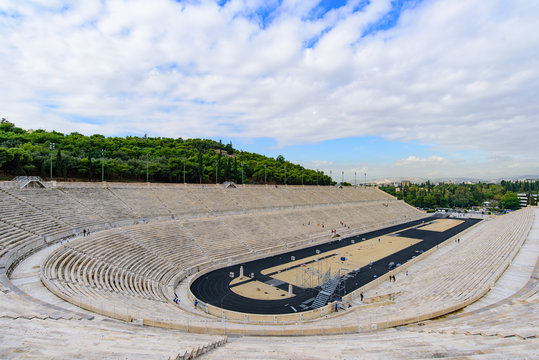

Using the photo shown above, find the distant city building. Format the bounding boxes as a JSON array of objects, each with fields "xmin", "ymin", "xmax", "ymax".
[{"xmin": 518, "ymin": 193, "xmax": 538, "ymax": 206}]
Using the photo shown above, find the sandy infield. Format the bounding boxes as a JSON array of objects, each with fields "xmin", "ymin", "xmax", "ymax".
[
  {"xmin": 417, "ymin": 219, "xmax": 463, "ymax": 232},
  {"xmin": 230, "ymin": 276, "xmax": 293, "ymax": 300},
  {"xmin": 264, "ymin": 235, "xmax": 421, "ymax": 288}
]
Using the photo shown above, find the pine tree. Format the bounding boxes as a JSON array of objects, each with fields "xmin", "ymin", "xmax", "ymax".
[
  {"xmin": 233, "ymin": 157, "xmax": 238, "ymax": 183},
  {"xmin": 197, "ymin": 149, "xmax": 203, "ymax": 184},
  {"xmin": 88, "ymin": 155, "xmax": 93, "ymax": 179},
  {"xmin": 225, "ymin": 157, "xmax": 231, "ymax": 181},
  {"xmin": 56, "ymin": 149, "xmax": 63, "ymax": 178},
  {"xmin": 216, "ymin": 151, "xmax": 222, "ymax": 183}
]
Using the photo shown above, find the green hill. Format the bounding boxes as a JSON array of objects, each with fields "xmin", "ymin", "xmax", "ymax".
[{"xmin": 0, "ymin": 119, "xmax": 331, "ymax": 185}]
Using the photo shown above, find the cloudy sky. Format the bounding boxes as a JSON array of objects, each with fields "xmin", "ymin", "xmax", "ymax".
[{"xmin": 1, "ymin": 0, "xmax": 538, "ymax": 181}]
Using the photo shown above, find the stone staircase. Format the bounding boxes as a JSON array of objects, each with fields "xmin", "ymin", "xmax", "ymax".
[{"xmin": 171, "ymin": 337, "xmax": 227, "ymax": 360}]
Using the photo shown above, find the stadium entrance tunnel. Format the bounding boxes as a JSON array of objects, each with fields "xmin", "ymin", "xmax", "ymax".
[{"xmin": 190, "ymin": 216, "xmax": 481, "ymax": 315}]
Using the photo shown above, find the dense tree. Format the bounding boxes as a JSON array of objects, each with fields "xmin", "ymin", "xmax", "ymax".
[
  {"xmin": 380, "ymin": 181, "xmax": 534, "ymax": 210},
  {"xmin": 0, "ymin": 147, "xmax": 13, "ymax": 168},
  {"xmin": 7, "ymin": 148, "xmax": 31, "ymax": 174},
  {"xmin": 0, "ymin": 122, "xmax": 332, "ymax": 184},
  {"xmin": 500, "ymin": 192, "xmax": 520, "ymax": 210}
]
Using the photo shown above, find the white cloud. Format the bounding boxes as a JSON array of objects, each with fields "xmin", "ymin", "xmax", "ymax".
[
  {"xmin": 396, "ymin": 155, "xmax": 446, "ymax": 166},
  {"xmin": 303, "ymin": 160, "xmax": 334, "ymax": 168},
  {"xmin": 0, "ymin": 0, "xmax": 538, "ymax": 178}
]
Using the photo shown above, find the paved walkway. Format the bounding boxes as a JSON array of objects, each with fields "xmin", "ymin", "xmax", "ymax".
[
  {"xmin": 10, "ymin": 241, "xmax": 100, "ymax": 318},
  {"xmin": 463, "ymin": 207, "xmax": 539, "ymax": 312}
]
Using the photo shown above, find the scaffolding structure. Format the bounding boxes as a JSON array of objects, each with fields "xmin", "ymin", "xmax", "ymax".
[{"xmin": 295, "ymin": 260, "xmax": 332, "ymax": 288}]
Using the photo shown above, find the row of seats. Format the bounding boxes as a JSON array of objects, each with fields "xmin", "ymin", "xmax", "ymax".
[
  {"xmin": 40, "ymin": 203, "xmax": 534, "ymax": 337},
  {"xmin": 0, "ymin": 220, "xmax": 38, "ymax": 259},
  {"xmin": 1, "ymin": 185, "xmax": 415, "ymax": 267},
  {"xmin": 43, "ymin": 230, "xmax": 178, "ymax": 303},
  {"xmin": 1, "ymin": 182, "xmax": 537, "ymax": 358},
  {"xmin": 336, "ymin": 207, "xmax": 535, "ymax": 329},
  {"xmin": 31, "ymin": 185, "xmax": 424, "ymax": 331},
  {"xmin": 41, "ymin": 198, "xmax": 424, "ymax": 309},
  {"xmin": 0, "ymin": 184, "xmax": 404, "ymax": 227},
  {"xmin": 0, "ymin": 317, "xmax": 226, "ymax": 359},
  {"xmin": 2, "ymin": 188, "xmax": 105, "ymax": 229},
  {"xmin": 198, "ymin": 327, "xmax": 538, "ymax": 359},
  {"xmin": 0, "ymin": 189, "xmax": 72, "ymax": 238},
  {"xmin": 13, "ymin": 184, "xmax": 536, "ymax": 329},
  {"xmin": 402, "ymin": 208, "xmax": 539, "ymax": 340}
]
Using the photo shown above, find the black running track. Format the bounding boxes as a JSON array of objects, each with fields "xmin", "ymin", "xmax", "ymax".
[{"xmin": 190, "ymin": 216, "xmax": 481, "ymax": 315}]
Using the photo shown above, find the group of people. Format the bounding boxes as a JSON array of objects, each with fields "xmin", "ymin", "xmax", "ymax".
[
  {"xmin": 328, "ymin": 220, "xmax": 352, "ymax": 234},
  {"xmin": 300, "ymin": 220, "xmax": 351, "ymax": 231},
  {"xmin": 389, "ymin": 274, "xmax": 396, "ymax": 283},
  {"xmin": 172, "ymin": 293, "xmax": 200, "ymax": 308},
  {"xmin": 82, "ymin": 228, "xmax": 91, "ymax": 237}
]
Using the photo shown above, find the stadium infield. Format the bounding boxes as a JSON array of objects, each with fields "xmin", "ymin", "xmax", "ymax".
[{"xmin": 191, "ymin": 215, "xmax": 481, "ymax": 315}]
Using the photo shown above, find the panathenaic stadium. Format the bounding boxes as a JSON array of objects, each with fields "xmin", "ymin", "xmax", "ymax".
[{"xmin": 0, "ymin": 179, "xmax": 537, "ymax": 359}]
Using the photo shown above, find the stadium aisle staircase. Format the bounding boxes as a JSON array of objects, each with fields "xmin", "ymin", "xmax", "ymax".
[{"xmin": 311, "ymin": 275, "xmax": 341, "ymax": 309}]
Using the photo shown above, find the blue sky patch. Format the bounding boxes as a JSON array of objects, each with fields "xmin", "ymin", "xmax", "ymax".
[
  {"xmin": 68, "ymin": 115, "xmax": 103, "ymax": 125},
  {"xmin": 245, "ymin": 1, "xmax": 282, "ymax": 29},
  {"xmin": 362, "ymin": 0, "xmax": 422, "ymax": 37},
  {"xmin": 221, "ymin": 135, "xmax": 435, "ymax": 165},
  {"xmin": 0, "ymin": 9, "xmax": 22, "ymax": 19},
  {"xmin": 190, "ymin": 98, "xmax": 216, "ymax": 105},
  {"xmin": 307, "ymin": 0, "xmax": 348, "ymax": 20},
  {"xmin": 304, "ymin": 26, "xmax": 332, "ymax": 48}
]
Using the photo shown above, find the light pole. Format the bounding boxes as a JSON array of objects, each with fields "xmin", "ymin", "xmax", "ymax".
[
  {"xmin": 241, "ymin": 163, "xmax": 244, "ymax": 185},
  {"xmin": 215, "ymin": 160, "xmax": 218, "ymax": 184},
  {"xmin": 146, "ymin": 154, "xmax": 149, "ymax": 182},
  {"xmin": 316, "ymin": 169, "xmax": 319, "ymax": 185},
  {"xmin": 101, "ymin": 149, "xmax": 105, "ymax": 182},
  {"xmin": 342, "ymin": 171, "xmax": 344, "ymax": 184},
  {"xmin": 301, "ymin": 169, "xmax": 304, "ymax": 185},
  {"xmin": 355, "ymin": 171, "xmax": 357, "ymax": 187},
  {"xmin": 364, "ymin": 172, "xmax": 367, "ymax": 187},
  {"xmin": 49, "ymin": 142, "xmax": 54, "ymax": 181},
  {"xmin": 284, "ymin": 165, "xmax": 287, "ymax": 185},
  {"xmin": 264, "ymin": 165, "xmax": 267, "ymax": 185}
]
